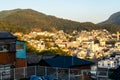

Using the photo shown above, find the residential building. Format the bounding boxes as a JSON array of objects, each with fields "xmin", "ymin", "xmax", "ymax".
[{"xmin": 0, "ymin": 31, "xmax": 27, "ymax": 79}]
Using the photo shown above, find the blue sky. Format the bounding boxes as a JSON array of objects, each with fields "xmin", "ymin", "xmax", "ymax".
[{"xmin": 0, "ymin": 0, "xmax": 120, "ymax": 23}]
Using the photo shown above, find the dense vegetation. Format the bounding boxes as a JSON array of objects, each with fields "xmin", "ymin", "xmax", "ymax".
[
  {"xmin": 0, "ymin": 9, "xmax": 120, "ymax": 33},
  {"xmin": 26, "ymin": 42, "xmax": 69, "ymax": 56}
]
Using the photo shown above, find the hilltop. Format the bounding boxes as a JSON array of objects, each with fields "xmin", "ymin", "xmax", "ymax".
[{"xmin": 0, "ymin": 9, "xmax": 120, "ymax": 33}]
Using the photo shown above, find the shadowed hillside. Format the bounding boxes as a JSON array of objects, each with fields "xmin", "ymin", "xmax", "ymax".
[{"xmin": 99, "ymin": 11, "xmax": 120, "ymax": 26}]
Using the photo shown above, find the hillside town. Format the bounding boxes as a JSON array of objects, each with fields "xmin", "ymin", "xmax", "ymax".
[
  {"xmin": 1, "ymin": 29, "xmax": 120, "ymax": 80},
  {"xmin": 1, "ymin": 0, "xmax": 120, "ymax": 79},
  {"xmin": 14, "ymin": 29, "xmax": 119, "ymax": 59},
  {"xmin": 13, "ymin": 29, "xmax": 120, "ymax": 79}
]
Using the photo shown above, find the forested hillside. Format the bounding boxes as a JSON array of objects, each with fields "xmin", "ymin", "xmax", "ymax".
[{"xmin": 0, "ymin": 9, "xmax": 120, "ymax": 33}]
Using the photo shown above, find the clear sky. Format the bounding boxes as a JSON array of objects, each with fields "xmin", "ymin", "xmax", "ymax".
[{"xmin": 0, "ymin": 0, "xmax": 120, "ymax": 23}]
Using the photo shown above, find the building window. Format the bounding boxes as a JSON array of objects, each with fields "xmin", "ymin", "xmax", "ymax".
[
  {"xmin": 16, "ymin": 44, "xmax": 24, "ymax": 50},
  {"xmin": 0, "ymin": 44, "xmax": 9, "ymax": 52},
  {"xmin": 108, "ymin": 63, "xmax": 110, "ymax": 67},
  {"xmin": 102, "ymin": 63, "xmax": 104, "ymax": 66},
  {"xmin": 112, "ymin": 63, "xmax": 114, "ymax": 67}
]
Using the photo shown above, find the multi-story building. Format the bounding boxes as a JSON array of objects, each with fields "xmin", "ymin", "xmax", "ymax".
[
  {"xmin": 0, "ymin": 31, "xmax": 27, "ymax": 79},
  {"xmin": 98, "ymin": 60, "xmax": 118, "ymax": 69},
  {"xmin": 0, "ymin": 31, "xmax": 17, "ymax": 67}
]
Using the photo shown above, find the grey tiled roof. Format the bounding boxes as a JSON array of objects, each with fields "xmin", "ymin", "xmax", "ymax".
[
  {"xmin": 27, "ymin": 53, "xmax": 56, "ymax": 64},
  {"xmin": 0, "ymin": 31, "xmax": 16, "ymax": 39}
]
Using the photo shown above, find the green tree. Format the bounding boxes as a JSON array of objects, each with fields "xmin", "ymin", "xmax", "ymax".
[{"xmin": 26, "ymin": 42, "xmax": 39, "ymax": 53}]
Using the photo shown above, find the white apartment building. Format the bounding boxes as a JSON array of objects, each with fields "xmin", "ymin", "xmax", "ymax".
[{"xmin": 98, "ymin": 60, "xmax": 118, "ymax": 69}]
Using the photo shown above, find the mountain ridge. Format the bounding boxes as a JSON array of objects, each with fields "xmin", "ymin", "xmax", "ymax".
[
  {"xmin": 99, "ymin": 11, "xmax": 120, "ymax": 25},
  {"xmin": 0, "ymin": 9, "xmax": 98, "ymax": 33},
  {"xmin": 0, "ymin": 9, "xmax": 120, "ymax": 33}
]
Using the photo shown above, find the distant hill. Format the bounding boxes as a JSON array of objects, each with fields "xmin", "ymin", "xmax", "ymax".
[
  {"xmin": 0, "ymin": 9, "xmax": 120, "ymax": 33},
  {"xmin": 98, "ymin": 11, "xmax": 120, "ymax": 33},
  {"xmin": 0, "ymin": 9, "xmax": 100, "ymax": 33},
  {"xmin": 99, "ymin": 11, "xmax": 120, "ymax": 25}
]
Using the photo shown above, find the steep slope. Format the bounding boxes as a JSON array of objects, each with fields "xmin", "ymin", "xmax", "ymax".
[{"xmin": 100, "ymin": 11, "xmax": 120, "ymax": 25}]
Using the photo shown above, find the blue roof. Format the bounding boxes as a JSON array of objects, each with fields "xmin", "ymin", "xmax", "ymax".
[{"xmin": 43, "ymin": 56, "xmax": 94, "ymax": 68}]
